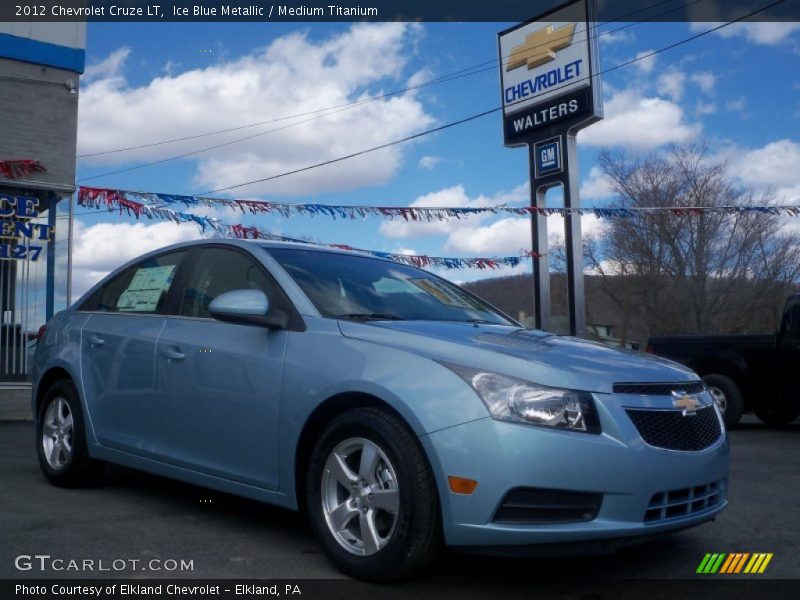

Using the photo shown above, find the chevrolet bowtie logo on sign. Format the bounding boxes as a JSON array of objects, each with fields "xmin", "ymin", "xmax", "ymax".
[
  {"xmin": 697, "ymin": 553, "xmax": 774, "ymax": 574},
  {"xmin": 506, "ymin": 23, "xmax": 577, "ymax": 71}
]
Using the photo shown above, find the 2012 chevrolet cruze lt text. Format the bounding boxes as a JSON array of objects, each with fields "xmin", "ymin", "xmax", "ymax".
[{"xmin": 32, "ymin": 239, "xmax": 729, "ymax": 580}]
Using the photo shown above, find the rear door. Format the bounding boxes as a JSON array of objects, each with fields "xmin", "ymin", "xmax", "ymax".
[
  {"xmin": 79, "ymin": 250, "xmax": 188, "ymax": 456},
  {"xmin": 153, "ymin": 246, "xmax": 289, "ymax": 489}
]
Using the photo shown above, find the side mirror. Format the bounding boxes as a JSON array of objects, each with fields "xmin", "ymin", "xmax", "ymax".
[{"xmin": 208, "ymin": 289, "xmax": 287, "ymax": 329}]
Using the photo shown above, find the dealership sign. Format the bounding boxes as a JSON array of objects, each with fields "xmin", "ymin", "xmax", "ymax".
[
  {"xmin": 497, "ymin": 0, "xmax": 603, "ymax": 336},
  {"xmin": 0, "ymin": 195, "xmax": 51, "ymax": 262},
  {"xmin": 498, "ymin": 0, "xmax": 602, "ymax": 145}
]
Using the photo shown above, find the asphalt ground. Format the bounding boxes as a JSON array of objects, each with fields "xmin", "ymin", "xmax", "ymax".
[{"xmin": 0, "ymin": 416, "xmax": 798, "ymax": 589}]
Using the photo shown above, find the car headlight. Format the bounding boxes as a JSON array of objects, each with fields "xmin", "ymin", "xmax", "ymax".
[{"xmin": 443, "ymin": 364, "xmax": 601, "ymax": 434}]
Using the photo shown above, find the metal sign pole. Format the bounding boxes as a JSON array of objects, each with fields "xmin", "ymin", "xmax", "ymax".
[
  {"xmin": 499, "ymin": 0, "xmax": 602, "ymax": 337},
  {"xmin": 528, "ymin": 145, "xmax": 551, "ymax": 331},
  {"xmin": 562, "ymin": 132, "xmax": 585, "ymax": 336}
]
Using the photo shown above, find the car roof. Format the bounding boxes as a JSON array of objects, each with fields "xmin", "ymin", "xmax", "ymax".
[{"xmin": 130, "ymin": 237, "xmax": 377, "ymax": 257}]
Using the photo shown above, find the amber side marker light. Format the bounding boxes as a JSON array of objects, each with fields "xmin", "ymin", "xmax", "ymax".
[{"xmin": 448, "ymin": 476, "xmax": 478, "ymax": 495}]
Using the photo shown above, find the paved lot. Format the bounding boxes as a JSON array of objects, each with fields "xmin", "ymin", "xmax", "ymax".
[
  {"xmin": 0, "ymin": 387, "xmax": 31, "ymax": 421},
  {"xmin": 0, "ymin": 417, "xmax": 798, "ymax": 582}
]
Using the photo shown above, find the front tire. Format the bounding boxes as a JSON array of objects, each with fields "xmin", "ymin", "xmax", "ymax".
[
  {"xmin": 36, "ymin": 380, "xmax": 102, "ymax": 487},
  {"xmin": 702, "ymin": 374, "xmax": 744, "ymax": 428},
  {"xmin": 306, "ymin": 407, "xmax": 441, "ymax": 581}
]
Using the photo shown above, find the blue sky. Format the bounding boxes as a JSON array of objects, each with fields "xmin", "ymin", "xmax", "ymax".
[{"xmin": 70, "ymin": 19, "xmax": 800, "ymax": 294}]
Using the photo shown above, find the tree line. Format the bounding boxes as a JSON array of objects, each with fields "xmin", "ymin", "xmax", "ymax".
[{"xmin": 465, "ymin": 142, "xmax": 800, "ymax": 344}]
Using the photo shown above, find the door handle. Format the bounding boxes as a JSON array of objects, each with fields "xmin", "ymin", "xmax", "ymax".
[
  {"xmin": 162, "ymin": 348, "xmax": 185, "ymax": 361},
  {"xmin": 87, "ymin": 335, "xmax": 105, "ymax": 347}
]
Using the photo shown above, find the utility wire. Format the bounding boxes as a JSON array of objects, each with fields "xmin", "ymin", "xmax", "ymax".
[
  {"xmin": 68, "ymin": 0, "xmax": 782, "ymax": 212},
  {"xmin": 76, "ymin": 0, "xmax": 704, "ymax": 172},
  {"xmin": 201, "ymin": 0, "xmax": 785, "ymax": 195}
]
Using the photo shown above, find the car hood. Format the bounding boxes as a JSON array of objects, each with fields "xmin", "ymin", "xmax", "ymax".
[{"xmin": 337, "ymin": 320, "xmax": 697, "ymax": 394}]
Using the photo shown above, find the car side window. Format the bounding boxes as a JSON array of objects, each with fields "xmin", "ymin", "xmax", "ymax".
[
  {"xmin": 780, "ymin": 299, "xmax": 800, "ymax": 339},
  {"xmin": 78, "ymin": 251, "xmax": 186, "ymax": 314},
  {"xmin": 178, "ymin": 247, "xmax": 282, "ymax": 319}
]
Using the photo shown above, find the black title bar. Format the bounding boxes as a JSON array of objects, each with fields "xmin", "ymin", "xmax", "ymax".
[{"xmin": 2, "ymin": 0, "xmax": 799, "ymax": 22}]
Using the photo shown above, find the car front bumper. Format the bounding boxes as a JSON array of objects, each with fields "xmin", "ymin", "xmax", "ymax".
[{"xmin": 420, "ymin": 393, "xmax": 729, "ymax": 549}]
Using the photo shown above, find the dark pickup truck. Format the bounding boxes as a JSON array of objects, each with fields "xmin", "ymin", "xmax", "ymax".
[{"xmin": 646, "ymin": 294, "xmax": 800, "ymax": 428}]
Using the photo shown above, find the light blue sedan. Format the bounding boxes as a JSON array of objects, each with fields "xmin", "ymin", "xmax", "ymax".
[{"xmin": 32, "ymin": 239, "xmax": 728, "ymax": 580}]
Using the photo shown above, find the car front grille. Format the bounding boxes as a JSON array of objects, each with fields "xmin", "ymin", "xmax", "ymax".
[
  {"xmin": 493, "ymin": 487, "xmax": 603, "ymax": 525},
  {"xmin": 644, "ymin": 480, "xmax": 725, "ymax": 523},
  {"xmin": 613, "ymin": 381, "xmax": 705, "ymax": 395},
  {"xmin": 626, "ymin": 405, "xmax": 722, "ymax": 451}
]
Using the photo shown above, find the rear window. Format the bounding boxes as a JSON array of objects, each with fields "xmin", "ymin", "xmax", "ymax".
[{"xmin": 78, "ymin": 251, "xmax": 186, "ymax": 314}]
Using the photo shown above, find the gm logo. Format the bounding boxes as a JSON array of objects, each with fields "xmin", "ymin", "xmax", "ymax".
[
  {"xmin": 697, "ymin": 553, "xmax": 774, "ymax": 574},
  {"xmin": 534, "ymin": 137, "xmax": 563, "ymax": 178}
]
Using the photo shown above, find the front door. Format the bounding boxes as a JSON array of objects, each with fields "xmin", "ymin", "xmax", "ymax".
[
  {"xmin": 776, "ymin": 296, "xmax": 800, "ymax": 407},
  {"xmin": 79, "ymin": 250, "xmax": 187, "ymax": 455},
  {"xmin": 154, "ymin": 246, "xmax": 287, "ymax": 490}
]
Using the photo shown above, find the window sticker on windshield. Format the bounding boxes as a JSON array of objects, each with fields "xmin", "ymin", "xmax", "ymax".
[
  {"xmin": 408, "ymin": 278, "xmax": 481, "ymax": 309},
  {"xmin": 117, "ymin": 265, "xmax": 176, "ymax": 312}
]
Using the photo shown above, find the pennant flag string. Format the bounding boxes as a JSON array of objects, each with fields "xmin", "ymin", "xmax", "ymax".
[
  {"xmin": 77, "ymin": 186, "xmax": 800, "ymax": 222},
  {"xmin": 76, "ymin": 187, "xmax": 538, "ymax": 270}
]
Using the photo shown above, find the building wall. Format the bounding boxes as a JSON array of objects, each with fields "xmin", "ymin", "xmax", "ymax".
[
  {"xmin": 0, "ymin": 23, "xmax": 85, "ymax": 382},
  {"xmin": 0, "ymin": 22, "xmax": 85, "ymax": 74},
  {"xmin": 0, "ymin": 57, "xmax": 80, "ymax": 192}
]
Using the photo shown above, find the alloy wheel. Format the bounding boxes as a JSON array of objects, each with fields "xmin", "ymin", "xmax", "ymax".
[
  {"xmin": 42, "ymin": 397, "xmax": 74, "ymax": 470},
  {"xmin": 707, "ymin": 386, "xmax": 727, "ymax": 415},
  {"xmin": 320, "ymin": 437, "xmax": 400, "ymax": 556}
]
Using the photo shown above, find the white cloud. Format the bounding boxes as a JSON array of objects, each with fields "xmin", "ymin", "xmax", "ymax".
[
  {"xmin": 732, "ymin": 139, "xmax": 800, "ymax": 190},
  {"xmin": 657, "ymin": 69, "xmax": 686, "ymax": 101},
  {"xmin": 633, "ymin": 50, "xmax": 657, "ymax": 73},
  {"xmin": 78, "ymin": 24, "xmax": 434, "ymax": 196},
  {"xmin": 418, "ymin": 155, "xmax": 443, "ymax": 170},
  {"xmin": 716, "ymin": 139, "xmax": 800, "ymax": 210},
  {"xmin": 444, "ymin": 214, "xmax": 608, "ymax": 256},
  {"xmin": 691, "ymin": 71, "xmax": 716, "ymax": 94},
  {"xmin": 580, "ymin": 166, "xmax": 615, "ymax": 201},
  {"xmin": 599, "ymin": 30, "xmax": 634, "ymax": 45},
  {"xmin": 82, "ymin": 47, "xmax": 130, "ymax": 83},
  {"xmin": 71, "ymin": 220, "xmax": 203, "ymax": 298},
  {"xmin": 695, "ymin": 101, "xmax": 717, "ymax": 116},
  {"xmin": 378, "ymin": 182, "xmax": 528, "ymax": 240},
  {"xmin": 690, "ymin": 21, "xmax": 800, "ymax": 46},
  {"xmin": 444, "ymin": 218, "xmax": 529, "ymax": 255},
  {"xmin": 725, "ymin": 97, "xmax": 747, "ymax": 114},
  {"xmin": 578, "ymin": 90, "xmax": 700, "ymax": 150}
]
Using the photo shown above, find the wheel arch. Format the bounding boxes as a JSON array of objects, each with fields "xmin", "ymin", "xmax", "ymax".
[
  {"xmin": 690, "ymin": 359, "xmax": 745, "ymax": 387},
  {"xmin": 691, "ymin": 360, "xmax": 750, "ymax": 411},
  {"xmin": 35, "ymin": 366, "xmax": 75, "ymax": 417},
  {"xmin": 293, "ymin": 391, "xmax": 421, "ymax": 513}
]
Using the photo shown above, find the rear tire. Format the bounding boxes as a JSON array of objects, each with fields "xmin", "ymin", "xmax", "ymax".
[
  {"xmin": 755, "ymin": 408, "xmax": 799, "ymax": 427},
  {"xmin": 306, "ymin": 407, "xmax": 442, "ymax": 581},
  {"xmin": 702, "ymin": 374, "xmax": 744, "ymax": 428},
  {"xmin": 36, "ymin": 380, "xmax": 103, "ymax": 487}
]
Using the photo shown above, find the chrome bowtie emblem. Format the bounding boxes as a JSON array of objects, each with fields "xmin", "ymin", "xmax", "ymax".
[{"xmin": 672, "ymin": 390, "xmax": 705, "ymax": 416}]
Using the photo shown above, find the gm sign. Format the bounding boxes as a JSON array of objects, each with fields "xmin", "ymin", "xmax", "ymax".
[{"xmin": 534, "ymin": 137, "xmax": 563, "ymax": 178}]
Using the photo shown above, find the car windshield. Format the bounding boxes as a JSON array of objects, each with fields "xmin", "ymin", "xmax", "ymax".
[{"xmin": 266, "ymin": 248, "xmax": 515, "ymax": 325}]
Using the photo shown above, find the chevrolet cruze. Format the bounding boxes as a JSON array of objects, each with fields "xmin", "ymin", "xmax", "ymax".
[{"xmin": 32, "ymin": 239, "xmax": 729, "ymax": 580}]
